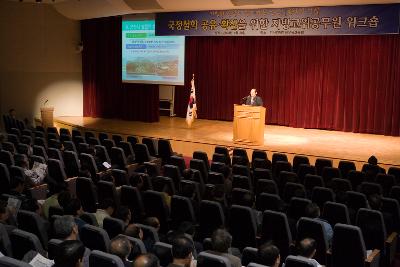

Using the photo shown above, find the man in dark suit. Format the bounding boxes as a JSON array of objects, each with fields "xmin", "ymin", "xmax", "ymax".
[{"xmin": 245, "ymin": 88, "xmax": 263, "ymax": 106}]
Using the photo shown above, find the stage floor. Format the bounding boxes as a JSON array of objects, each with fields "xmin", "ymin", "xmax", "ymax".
[{"xmin": 54, "ymin": 116, "xmax": 400, "ymax": 169}]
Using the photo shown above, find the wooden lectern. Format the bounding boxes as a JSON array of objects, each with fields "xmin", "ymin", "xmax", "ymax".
[
  {"xmin": 233, "ymin": 104, "xmax": 266, "ymax": 145},
  {"xmin": 40, "ymin": 107, "xmax": 54, "ymax": 129}
]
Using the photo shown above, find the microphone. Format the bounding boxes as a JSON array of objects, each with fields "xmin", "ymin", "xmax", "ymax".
[
  {"xmin": 240, "ymin": 96, "xmax": 247, "ymax": 105},
  {"xmin": 44, "ymin": 99, "xmax": 48, "ymax": 106}
]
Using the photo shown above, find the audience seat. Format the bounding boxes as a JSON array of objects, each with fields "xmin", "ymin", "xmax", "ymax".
[
  {"xmin": 10, "ymin": 229, "xmax": 45, "ymax": 260},
  {"xmin": 229, "ymin": 205, "xmax": 257, "ymax": 250},
  {"xmin": 103, "ymin": 217, "xmax": 125, "ymax": 239},
  {"xmin": 89, "ymin": 250, "xmax": 125, "ymax": 267},
  {"xmin": 197, "ymin": 251, "xmax": 232, "ymax": 267},
  {"xmin": 80, "ymin": 224, "xmax": 110, "ymax": 252}
]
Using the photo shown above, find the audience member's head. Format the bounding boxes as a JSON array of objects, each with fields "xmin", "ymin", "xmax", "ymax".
[
  {"xmin": 258, "ymin": 242, "xmax": 280, "ymax": 267},
  {"xmin": 297, "ymin": 238, "xmax": 317, "ymax": 259},
  {"xmin": 54, "ymin": 215, "xmax": 79, "ymax": 240},
  {"xmin": 21, "ymin": 198, "xmax": 42, "ymax": 215},
  {"xmin": 78, "ymin": 167, "xmax": 91, "ymax": 179},
  {"xmin": 124, "ymin": 224, "xmax": 143, "ymax": 240},
  {"xmin": 0, "ymin": 200, "xmax": 9, "ymax": 222},
  {"xmin": 368, "ymin": 193, "xmax": 383, "ymax": 210},
  {"xmin": 143, "ymin": 217, "xmax": 160, "ymax": 231},
  {"xmin": 129, "ymin": 173, "xmax": 144, "ymax": 189},
  {"xmin": 211, "ymin": 229, "xmax": 232, "ymax": 253},
  {"xmin": 64, "ymin": 198, "xmax": 84, "ymax": 217},
  {"xmin": 305, "ymin": 203, "xmax": 320, "ymax": 219},
  {"xmin": 53, "ymin": 240, "xmax": 85, "ymax": 267},
  {"xmin": 182, "ymin": 169, "xmax": 194, "ymax": 180},
  {"xmin": 133, "ymin": 253, "xmax": 160, "ymax": 267},
  {"xmin": 101, "ymin": 172, "xmax": 115, "ymax": 183},
  {"xmin": 99, "ymin": 198, "xmax": 115, "ymax": 216},
  {"xmin": 368, "ymin": 155, "xmax": 378, "ymax": 165},
  {"xmin": 116, "ymin": 206, "xmax": 131, "ymax": 225},
  {"xmin": 110, "ymin": 235, "xmax": 132, "ymax": 261},
  {"xmin": 10, "ymin": 176, "xmax": 24, "ymax": 193},
  {"xmin": 171, "ymin": 235, "xmax": 193, "ymax": 266}
]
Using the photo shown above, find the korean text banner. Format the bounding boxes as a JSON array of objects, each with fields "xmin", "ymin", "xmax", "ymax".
[{"xmin": 155, "ymin": 4, "xmax": 400, "ymax": 36}]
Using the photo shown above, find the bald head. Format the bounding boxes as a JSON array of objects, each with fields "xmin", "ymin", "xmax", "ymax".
[
  {"xmin": 134, "ymin": 254, "xmax": 160, "ymax": 267},
  {"xmin": 298, "ymin": 238, "xmax": 316, "ymax": 258},
  {"xmin": 110, "ymin": 235, "xmax": 131, "ymax": 260}
]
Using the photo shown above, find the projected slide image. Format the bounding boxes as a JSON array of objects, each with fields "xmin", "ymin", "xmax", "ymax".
[
  {"xmin": 126, "ymin": 55, "xmax": 178, "ymax": 76},
  {"xmin": 122, "ymin": 19, "xmax": 185, "ymax": 85}
]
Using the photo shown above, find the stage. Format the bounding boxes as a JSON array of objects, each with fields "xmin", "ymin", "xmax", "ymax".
[{"xmin": 54, "ymin": 116, "xmax": 400, "ymax": 170}]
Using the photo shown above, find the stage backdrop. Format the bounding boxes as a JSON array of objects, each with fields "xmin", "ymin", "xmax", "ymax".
[
  {"xmin": 82, "ymin": 17, "xmax": 159, "ymax": 122},
  {"xmin": 82, "ymin": 16, "xmax": 400, "ymax": 136}
]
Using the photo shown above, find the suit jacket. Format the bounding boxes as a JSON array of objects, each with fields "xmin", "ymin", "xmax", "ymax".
[{"xmin": 245, "ymin": 95, "xmax": 263, "ymax": 106}]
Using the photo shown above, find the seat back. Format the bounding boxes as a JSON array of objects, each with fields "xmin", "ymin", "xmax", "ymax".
[
  {"xmin": 292, "ymin": 155, "xmax": 310, "ymax": 174},
  {"xmin": 321, "ymin": 201, "xmax": 350, "ymax": 226},
  {"xmin": 199, "ymin": 200, "xmax": 225, "ymax": 240},
  {"xmin": 103, "ymin": 217, "xmax": 125, "ymax": 239},
  {"xmin": 231, "ymin": 188, "xmax": 254, "ymax": 207},
  {"xmin": 190, "ymin": 159, "xmax": 208, "ymax": 183},
  {"xmin": 117, "ymin": 141, "xmax": 134, "ymax": 159},
  {"xmin": 158, "ymin": 139, "xmax": 174, "ymax": 164},
  {"xmin": 80, "ymin": 153, "xmax": 99, "ymax": 180},
  {"xmin": 261, "ymin": 210, "xmax": 292, "ymax": 259},
  {"xmin": 315, "ymin": 158, "xmax": 333, "ymax": 176},
  {"xmin": 241, "ymin": 247, "xmax": 258, "ymax": 266},
  {"xmin": 296, "ymin": 217, "xmax": 328, "ymax": 264},
  {"xmin": 133, "ymin": 144, "xmax": 152, "ymax": 164},
  {"xmin": 382, "ymin": 197, "xmax": 400, "ymax": 233},
  {"xmin": 17, "ymin": 210, "xmax": 48, "ymax": 249},
  {"xmin": 47, "ymin": 238, "xmax": 63, "ymax": 259},
  {"xmin": 287, "ymin": 197, "xmax": 311, "ymax": 222},
  {"xmin": 0, "ymin": 224, "xmax": 12, "ymax": 257},
  {"xmin": 256, "ymin": 192, "xmax": 282, "ymax": 212},
  {"xmin": 284, "ymin": 255, "xmax": 316, "ymax": 267},
  {"xmin": 311, "ymin": 187, "xmax": 335, "ymax": 209},
  {"xmin": 153, "ymin": 242, "xmax": 173, "ymax": 266},
  {"xmin": 120, "ymin": 185, "xmax": 145, "ymax": 222},
  {"xmin": 229, "ymin": 205, "xmax": 257, "ymax": 250},
  {"xmin": 163, "ymin": 164, "xmax": 182, "ymax": 189},
  {"xmin": 169, "ymin": 155, "xmax": 186, "ymax": 174},
  {"xmin": 110, "ymin": 147, "xmax": 127, "ymax": 169},
  {"xmin": 0, "ymin": 256, "xmax": 32, "ymax": 267},
  {"xmin": 48, "ymin": 158, "xmax": 67, "ymax": 183},
  {"xmin": 297, "ymin": 164, "xmax": 316, "ymax": 183},
  {"xmin": 356, "ymin": 208, "xmax": 386, "ymax": 251},
  {"xmin": 63, "ymin": 150, "xmax": 81, "ymax": 177},
  {"xmin": 171, "ymin": 195, "xmax": 196, "ymax": 226},
  {"xmin": 142, "ymin": 137, "xmax": 158, "ymax": 157},
  {"xmin": 142, "ymin": 190, "xmax": 170, "ymax": 233},
  {"xmin": 193, "ymin": 151, "xmax": 210, "ymax": 171},
  {"xmin": 10, "ymin": 229, "xmax": 44, "ymax": 260},
  {"xmin": 214, "ymin": 146, "xmax": 231, "ymax": 166},
  {"xmin": 256, "ymin": 179, "xmax": 278, "ymax": 196},
  {"xmin": 338, "ymin": 160, "xmax": 356, "ymax": 179},
  {"xmin": 283, "ymin": 182, "xmax": 306, "ymax": 203},
  {"xmin": 89, "ymin": 250, "xmax": 125, "ymax": 267},
  {"xmin": 97, "ymin": 180, "xmax": 119, "ymax": 206},
  {"xmin": 80, "ymin": 224, "xmax": 110, "ymax": 252},
  {"xmin": 76, "ymin": 177, "xmax": 98, "ymax": 213},
  {"xmin": 197, "ymin": 251, "xmax": 232, "ymax": 267},
  {"xmin": 332, "ymin": 224, "xmax": 366, "ymax": 267},
  {"xmin": 375, "ymin": 174, "xmax": 395, "ymax": 196}
]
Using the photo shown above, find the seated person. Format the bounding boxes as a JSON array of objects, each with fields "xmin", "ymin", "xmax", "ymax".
[
  {"xmin": 207, "ymin": 229, "xmax": 241, "ymax": 267},
  {"xmin": 115, "ymin": 206, "xmax": 132, "ymax": 227},
  {"xmin": 294, "ymin": 238, "xmax": 323, "ymax": 267},
  {"xmin": 64, "ymin": 198, "xmax": 87, "ymax": 231},
  {"xmin": 168, "ymin": 235, "xmax": 194, "ymax": 267},
  {"xmin": 94, "ymin": 198, "xmax": 115, "ymax": 227},
  {"xmin": 134, "ymin": 253, "xmax": 160, "ymax": 267},
  {"xmin": 258, "ymin": 242, "xmax": 280, "ymax": 267},
  {"xmin": 53, "ymin": 240, "xmax": 85, "ymax": 267},
  {"xmin": 304, "ymin": 203, "xmax": 333, "ymax": 244},
  {"xmin": 110, "ymin": 235, "xmax": 133, "ymax": 267}
]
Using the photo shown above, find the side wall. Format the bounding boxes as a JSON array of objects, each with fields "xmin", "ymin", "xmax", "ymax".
[{"xmin": 0, "ymin": 1, "xmax": 82, "ymax": 126}]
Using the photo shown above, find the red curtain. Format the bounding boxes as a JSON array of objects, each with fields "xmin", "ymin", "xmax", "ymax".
[
  {"xmin": 82, "ymin": 16, "xmax": 400, "ymax": 135},
  {"xmin": 175, "ymin": 35, "xmax": 400, "ymax": 136},
  {"xmin": 82, "ymin": 17, "xmax": 159, "ymax": 122}
]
